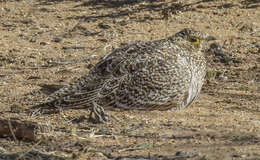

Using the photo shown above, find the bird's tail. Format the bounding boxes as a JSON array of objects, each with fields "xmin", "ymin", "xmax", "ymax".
[{"xmin": 28, "ymin": 77, "xmax": 89, "ymax": 114}]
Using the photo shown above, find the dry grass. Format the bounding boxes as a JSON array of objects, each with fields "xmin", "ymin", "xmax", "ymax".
[{"xmin": 0, "ymin": 0, "xmax": 259, "ymax": 159}]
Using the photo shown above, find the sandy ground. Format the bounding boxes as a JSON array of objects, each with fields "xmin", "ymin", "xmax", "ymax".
[{"xmin": 0, "ymin": 0, "xmax": 259, "ymax": 159}]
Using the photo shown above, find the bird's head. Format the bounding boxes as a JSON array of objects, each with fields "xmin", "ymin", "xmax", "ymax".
[{"xmin": 172, "ymin": 28, "xmax": 216, "ymax": 50}]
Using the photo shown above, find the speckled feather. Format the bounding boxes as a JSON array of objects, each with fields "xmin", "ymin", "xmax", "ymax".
[{"xmin": 31, "ymin": 28, "xmax": 210, "ymax": 112}]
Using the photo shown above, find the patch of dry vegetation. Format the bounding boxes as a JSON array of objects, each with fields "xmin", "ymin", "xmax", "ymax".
[{"xmin": 0, "ymin": 0, "xmax": 259, "ymax": 159}]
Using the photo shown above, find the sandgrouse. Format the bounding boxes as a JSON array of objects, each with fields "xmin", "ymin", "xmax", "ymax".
[{"xmin": 30, "ymin": 28, "xmax": 217, "ymax": 123}]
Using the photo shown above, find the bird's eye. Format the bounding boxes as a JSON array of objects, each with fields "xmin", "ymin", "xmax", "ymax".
[{"xmin": 189, "ymin": 36, "xmax": 200, "ymax": 44}]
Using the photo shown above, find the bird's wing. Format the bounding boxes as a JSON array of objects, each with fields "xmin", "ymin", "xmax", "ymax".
[{"xmin": 29, "ymin": 41, "xmax": 160, "ymax": 112}]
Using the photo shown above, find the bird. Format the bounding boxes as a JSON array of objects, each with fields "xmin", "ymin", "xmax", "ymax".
[{"xmin": 30, "ymin": 28, "xmax": 217, "ymax": 123}]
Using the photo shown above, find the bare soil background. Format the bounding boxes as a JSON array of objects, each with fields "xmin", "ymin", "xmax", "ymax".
[{"xmin": 0, "ymin": 0, "xmax": 259, "ymax": 159}]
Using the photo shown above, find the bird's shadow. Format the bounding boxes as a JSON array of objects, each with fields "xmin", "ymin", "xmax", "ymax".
[{"xmin": 38, "ymin": 84, "xmax": 64, "ymax": 95}]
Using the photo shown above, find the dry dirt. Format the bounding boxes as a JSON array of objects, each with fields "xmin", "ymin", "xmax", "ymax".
[{"xmin": 0, "ymin": 0, "xmax": 260, "ymax": 160}]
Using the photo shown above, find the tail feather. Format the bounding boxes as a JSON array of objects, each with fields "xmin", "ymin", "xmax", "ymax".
[{"xmin": 29, "ymin": 80, "xmax": 102, "ymax": 113}]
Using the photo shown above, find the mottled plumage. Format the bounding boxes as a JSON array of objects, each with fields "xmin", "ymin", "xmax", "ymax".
[{"xmin": 31, "ymin": 28, "xmax": 216, "ymax": 120}]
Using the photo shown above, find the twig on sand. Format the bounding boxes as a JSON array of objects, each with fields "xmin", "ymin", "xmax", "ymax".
[
  {"xmin": 16, "ymin": 140, "xmax": 42, "ymax": 160},
  {"xmin": 100, "ymin": 151, "xmax": 200, "ymax": 160},
  {"xmin": 47, "ymin": 54, "xmax": 99, "ymax": 66}
]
